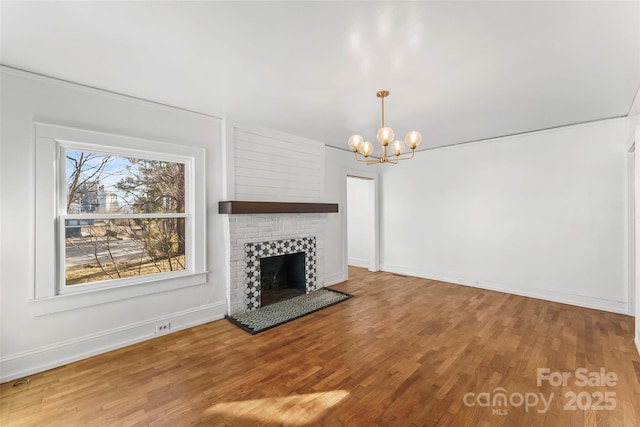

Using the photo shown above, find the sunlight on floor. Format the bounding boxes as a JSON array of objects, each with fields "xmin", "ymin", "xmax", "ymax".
[{"xmin": 204, "ymin": 390, "xmax": 350, "ymax": 424}]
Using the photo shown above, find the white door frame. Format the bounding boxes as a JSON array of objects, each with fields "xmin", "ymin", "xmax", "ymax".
[
  {"xmin": 633, "ymin": 125, "xmax": 640, "ymax": 357},
  {"xmin": 343, "ymin": 169, "xmax": 379, "ymax": 279},
  {"xmin": 628, "ymin": 142, "xmax": 635, "ymax": 316}
]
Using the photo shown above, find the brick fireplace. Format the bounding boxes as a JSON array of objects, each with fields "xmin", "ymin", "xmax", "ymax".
[{"xmin": 224, "ymin": 213, "xmax": 327, "ymax": 314}]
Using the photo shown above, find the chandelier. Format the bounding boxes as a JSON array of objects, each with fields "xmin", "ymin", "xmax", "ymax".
[{"xmin": 348, "ymin": 90, "xmax": 422, "ymax": 164}]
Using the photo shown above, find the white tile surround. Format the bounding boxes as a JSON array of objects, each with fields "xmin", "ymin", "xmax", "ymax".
[{"xmin": 225, "ymin": 213, "xmax": 327, "ymax": 315}]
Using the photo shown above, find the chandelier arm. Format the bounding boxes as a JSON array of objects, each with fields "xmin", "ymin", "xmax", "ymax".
[
  {"xmin": 398, "ymin": 150, "xmax": 416, "ymax": 160},
  {"xmin": 390, "ymin": 150, "xmax": 417, "ymax": 163},
  {"xmin": 354, "ymin": 152, "xmax": 383, "ymax": 165},
  {"xmin": 353, "ymin": 147, "xmax": 416, "ymax": 165}
]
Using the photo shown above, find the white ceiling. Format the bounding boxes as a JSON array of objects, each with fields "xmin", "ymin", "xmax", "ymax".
[{"xmin": 1, "ymin": 1, "xmax": 639, "ymax": 151}]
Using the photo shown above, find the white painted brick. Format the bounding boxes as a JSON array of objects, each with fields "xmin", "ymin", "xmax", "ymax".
[{"xmin": 225, "ymin": 213, "xmax": 328, "ymax": 312}]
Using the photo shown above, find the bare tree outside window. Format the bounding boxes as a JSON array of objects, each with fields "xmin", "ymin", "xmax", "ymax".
[{"xmin": 64, "ymin": 151, "xmax": 187, "ymax": 286}]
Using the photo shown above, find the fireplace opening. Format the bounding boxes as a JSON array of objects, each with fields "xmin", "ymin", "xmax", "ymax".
[{"xmin": 260, "ymin": 252, "xmax": 306, "ymax": 306}]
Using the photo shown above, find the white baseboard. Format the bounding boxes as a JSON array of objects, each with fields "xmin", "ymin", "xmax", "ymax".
[
  {"xmin": 0, "ymin": 301, "xmax": 226, "ymax": 383},
  {"xmin": 379, "ymin": 264, "xmax": 628, "ymax": 315},
  {"xmin": 348, "ymin": 257, "xmax": 369, "ymax": 269},
  {"xmin": 635, "ymin": 336, "xmax": 640, "ymax": 358},
  {"xmin": 323, "ymin": 270, "xmax": 347, "ymax": 287}
]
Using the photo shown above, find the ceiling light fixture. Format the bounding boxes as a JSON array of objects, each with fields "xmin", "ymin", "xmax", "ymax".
[{"xmin": 348, "ymin": 90, "xmax": 422, "ymax": 164}]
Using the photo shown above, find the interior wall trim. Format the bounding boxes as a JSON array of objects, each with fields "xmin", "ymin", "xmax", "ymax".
[
  {"xmin": 0, "ymin": 302, "xmax": 226, "ymax": 383},
  {"xmin": 323, "ymin": 271, "xmax": 347, "ymax": 287},
  {"xmin": 379, "ymin": 264, "xmax": 629, "ymax": 315},
  {"xmin": 0, "ymin": 65, "xmax": 223, "ymax": 120}
]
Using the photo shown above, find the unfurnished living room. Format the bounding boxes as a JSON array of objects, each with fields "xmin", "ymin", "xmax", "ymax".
[{"xmin": 1, "ymin": 1, "xmax": 640, "ymax": 426}]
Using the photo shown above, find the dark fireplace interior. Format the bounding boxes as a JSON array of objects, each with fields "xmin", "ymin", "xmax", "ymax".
[{"xmin": 260, "ymin": 252, "xmax": 306, "ymax": 306}]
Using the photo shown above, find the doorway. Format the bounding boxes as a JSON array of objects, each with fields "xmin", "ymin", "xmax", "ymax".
[{"xmin": 346, "ymin": 175, "xmax": 378, "ymax": 272}]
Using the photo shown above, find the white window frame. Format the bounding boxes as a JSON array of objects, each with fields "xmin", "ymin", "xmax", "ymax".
[{"xmin": 32, "ymin": 123, "xmax": 207, "ymax": 316}]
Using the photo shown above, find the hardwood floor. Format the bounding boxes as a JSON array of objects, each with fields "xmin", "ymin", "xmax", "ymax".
[{"xmin": 2, "ymin": 267, "xmax": 640, "ymax": 426}]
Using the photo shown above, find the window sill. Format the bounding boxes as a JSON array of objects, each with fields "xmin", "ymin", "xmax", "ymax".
[{"xmin": 29, "ymin": 272, "xmax": 208, "ymax": 316}]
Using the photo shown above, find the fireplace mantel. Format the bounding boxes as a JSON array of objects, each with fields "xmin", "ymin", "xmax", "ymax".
[{"xmin": 218, "ymin": 201, "xmax": 339, "ymax": 214}]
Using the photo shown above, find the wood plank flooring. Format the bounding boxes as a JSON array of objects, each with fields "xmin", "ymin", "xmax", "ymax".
[{"xmin": 2, "ymin": 267, "xmax": 640, "ymax": 426}]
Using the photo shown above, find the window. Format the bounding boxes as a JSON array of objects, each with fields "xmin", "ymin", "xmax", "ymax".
[
  {"xmin": 63, "ymin": 150, "xmax": 188, "ymax": 288},
  {"xmin": 33, "ymin": 124, "xmax": 206, "ymax": 315}
]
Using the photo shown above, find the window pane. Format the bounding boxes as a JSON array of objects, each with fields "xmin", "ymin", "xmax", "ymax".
[
  {"xmin": 66, "ymin": 151, "xmax": 185, "ymax": 214},
  {"xmin": 65, "ymin": 218, "xmax": 186, "ymax": 286}
]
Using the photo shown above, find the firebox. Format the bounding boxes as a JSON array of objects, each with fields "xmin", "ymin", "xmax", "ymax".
[
  {"xmin": 260, "ymin": 252, "xmax": 306, "ymax": 306},
  {"xmin": 243, "ymin": 236, "xmax": 317, "ymax": 311}
]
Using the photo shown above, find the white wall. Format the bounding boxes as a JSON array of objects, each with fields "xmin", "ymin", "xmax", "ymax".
[
  {"xmin": 380, "ymin": 118, "xmax": 631, "ymax": 313},
  {"xmin": 347, "ymin": 177, "xmax": 373, "ymax": 268},
  {"xmin": 0, "ymin": 69, "xmax": 227, "ymax": 382}
]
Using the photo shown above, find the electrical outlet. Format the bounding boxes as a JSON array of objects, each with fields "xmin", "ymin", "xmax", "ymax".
[{"xmin": 155, "ymin": 322, "xmax": 171, "ymax": 335}]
